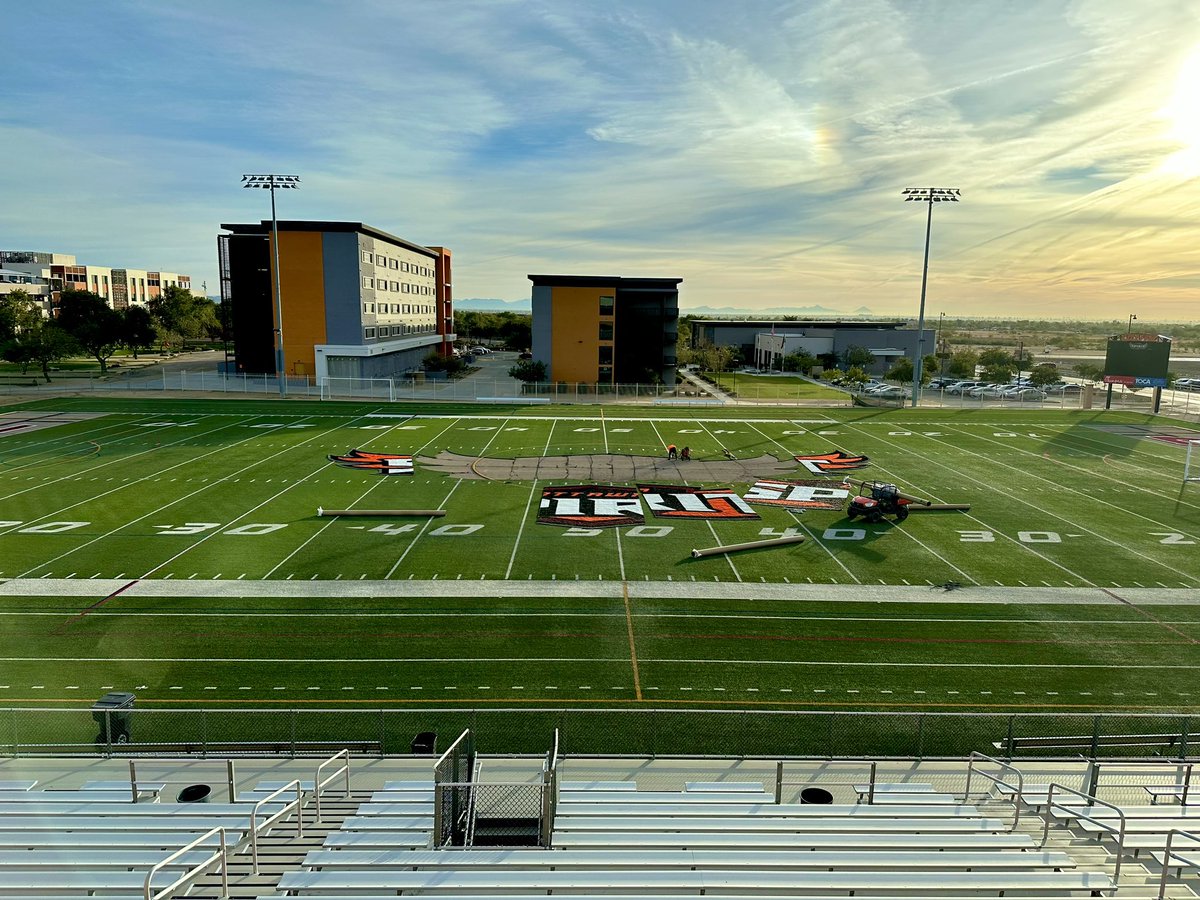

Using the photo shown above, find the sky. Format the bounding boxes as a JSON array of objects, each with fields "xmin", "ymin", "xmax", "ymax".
[{"xmin": 3, "ymin": 0, "xmax": 1200, "ymax": 322}]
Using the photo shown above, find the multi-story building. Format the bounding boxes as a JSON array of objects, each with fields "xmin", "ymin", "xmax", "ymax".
[
  {"xmin": 217, "ymin": 220, "xmax": 455, "ymax": 381},
  {"xmin": 529, "ymin": 274, "xmax": 680, "ymax": 385},
  {"xmin": 1, "ymin": 250, "xmax": 192, "ymax": 312},
  {"xmin": 0, "ymin": 269, "xmax": 53, "ymax": 309}
]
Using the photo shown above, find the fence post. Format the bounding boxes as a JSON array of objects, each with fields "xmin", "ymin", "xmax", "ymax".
[
  {"xmin": 380, "ymin": 708, "xmax": 387, "ymax": 755},
  {"xmin": 1005, "ymin": 715, "xmax": 1016, "ymax": 758},
  {"xmin": 227, "ymin": 759, "xmax": 237, "ymax": 802},
  {"xmin": 1090, "ymin": 715, "xmax": 1101, "ymax": 758},
  {"xmin": 916, "ymin": 714, "xmax": 926, "ymax": 759},
  {"xmin": 104, "ymin": 710, "xmax": 113, "ymax": 758},
  {"xmin": 290, "ymin": 709, "xmax": 298, "ymax": 758},
  {"xmin": 775, "ymin": 760, "xmax": 783, "ymax": 804},
  {"xmin": 1182, "ymin": 716, "xmax": 1192, "ymax": 759}
]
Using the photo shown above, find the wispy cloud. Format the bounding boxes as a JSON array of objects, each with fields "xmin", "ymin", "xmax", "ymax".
[{"xmin": 2, "ymin": 0, "xmax": 1199, "ymax": 320}]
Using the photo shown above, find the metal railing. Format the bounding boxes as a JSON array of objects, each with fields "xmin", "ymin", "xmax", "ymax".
[
  {"xmin": 143, "ymin": 826, "xmax": 228, "ymax": 900},
  {"xmin": 1158, "ymin": 828, "xmax": 1200, "ymax": 900},
  {"xmin": 129, "ymin": 758, "xmax": 238, "ymax": 803},
  {"xmin": 433, "ymin": 729, "xmax": 474, "ymax": 847},
  {"xmin": 249, "ymin": 779, "xmax": 303, "ymax": 874},
  {"xmin": 1093, "ymin": 758, "xmax": 1193, "ymax": 805},
  {"xmin": 313, "ymin": 748, "xmax": 351, "ymax": 823},
  {"xmin": 1039, "ymin": 782, "xmax": 1126, "ymax": 885},
  {"xmin": 963, "ymin": 751, "xmax": 1023, "ymax": 831}
]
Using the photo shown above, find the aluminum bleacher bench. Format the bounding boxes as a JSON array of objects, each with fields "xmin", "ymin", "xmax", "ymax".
[
  {"xmin": 550, "ymin": 830, "xmax": 1037, "ymax": 850},
  {"xmin": 0, "ymin": 848, "xmax": 219, "ymax": 868},
  {"xmin": 0, "ymin": 781, "xmax": 37, "ymax": 791},
  {"xmin": 992, "ymin": 733, "xmax": 1187, "ymax": 753},
  {"xmin": 1152, "ymin": 846, "xmax": 1200, "ymax": 876},
  {"xmin": 551, "ymin": 815, "xmax": 1012, "ymax": 833},
  {"xmin": 381, "ymin": 780, "xmax": 434, "ymax": 791},
  {"xmin": 1145, "ymin": 784, "xmax": 1192, "ymax": 804},
  {"xmin": 0, "ymin": 870, "xmax": 206, "ymax": 894},
  {"xmin": 260, "ymin": 895, "xmax": 1102, "ymax": 900},
  {"xmin": 0, "ymin": 830, "xmax": 243, "ymax": 849},
  {"xmin": 0, "ymin": 800, "xmax": 285, "ymax": 817},
  {"xmin": 0, "ymin": 789, "xmax": 168, "ymax": 803},
  {"xmin": 553, "ymin": 802, "xmax": 984, "ymax": 817},
  {"xmin": 854, "ymin": 782, "xmax": 935, "ymax": 800},
  {"xmin": 299, "ymin": 847, "xmax": 1077, "ymax": 871},
  {"xmin": 858, "ymin": 793, "xmax": 960, "ymax": 805},
  {"xmin": 559, "ymin": 781, "xmax": 636, "ymax": 792},
  {"xmin": 276, "ymin": 869, "xmax": 1115, "ymax": 895},
  {"xmin": 81, "ymin": 780, "xmax": 167, "ymax": 800},
  {"xmin": 557, "ymin": 791, "xmax": 775, "ymax": 804},
  {"xmin": 0, "ymin": 815, "xmax": 259, "ymax": 833},
  {"xmin": 684, "ymin": 782, "xmax": 765, "ymax": 793},
  {"xmin": 1053, "ymin": 804, "xmax": 1200, "ymax": 819},
  {"xmin": 323, "ymin": 832, "xmax": 433, "ymax": 850},
  {"xmin": 338, "ymin": 816, "xmax": 435, "ymax": 831}
]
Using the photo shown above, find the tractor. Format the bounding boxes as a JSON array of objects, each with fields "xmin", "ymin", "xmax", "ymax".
[{"xmin": 845, "ymin": 481, "xmax": 930, "ymax": 523}]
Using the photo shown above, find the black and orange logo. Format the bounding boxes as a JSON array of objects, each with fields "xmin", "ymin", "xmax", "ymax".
[
  {"xmin": 538, "ymin": 485, "xmax": 644, "ymax": 528},
  {"xmin": 794, "ymin": 451, "xmax": 869, "ymax": 474},
  {"xmin": 328, "ymin": 449, "xmax": 414, "ymax": 475}
]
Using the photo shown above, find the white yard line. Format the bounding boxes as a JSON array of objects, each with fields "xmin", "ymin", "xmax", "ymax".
[
  {"xmin": 0, "ymin": 414, "xmax": 231, "ymax": 506},
  {"xmin": 939, "ymin": 424, "xmax": 1200, "ymax": 523},
  {"xmin": 504, "ymin": 419, "xmax": 558, "ymax": 580},
  {"xmin": 0, "ymin": 415, "xmax": 157, "ymax": 472},
  {"xmin": 14, "ymin": 415, "xmax": 334, "ymax": 577},
  {"xmin": 648, "ymin": 419, "xmax": 741, "ymax": 582},
  {"xmin": 262, "ymin": 417, "xmax": 463, "ymax": 579},
  {"xmin": 851, "ymin": 425, "xmax": 1198, "ymax": 584}
]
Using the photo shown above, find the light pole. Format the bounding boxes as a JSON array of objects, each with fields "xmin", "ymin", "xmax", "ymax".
[
  {"xmin": 242, "ymin": 174, "xmax": 300, "ymax": 395},
  {"xmin": 936, "ymin": 312, "xmax": 946, "ymax": 377},
  {"xmin": 902, "ymin": 187, "xmax": 960, "ymax": 407},
  {"xmin": 1127, "ymin": 313, "xmax": 1137, "ymax": 335}
]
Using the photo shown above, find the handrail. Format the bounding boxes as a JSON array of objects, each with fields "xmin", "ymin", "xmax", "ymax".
[
  {"xmin": 1094, "ymin": 758, "xmax": 1193, "ymax": 805},
  {"xmin": 143, "ymin": 827, "xmax": 228, "ymax": 900},
  {"xmin": 1040, "ymin": 782, "xmax": 1126, "ymax": 886},
  {"xmin": 128, "ymin": 759, "xmax": 238, "ymax": 802},
  {"xmin": 433, "ymin": 728, "xmax": 471, "ymax": 774},
  {"xmin": 249, "ymin": 779, "xmax": 302, "ymax": 874},
  {"xmin": 1157, "ymin": 828, "xmax": 1200, "ymax": 900},
  {"xmin": 314, "ymin": 748, "xmax": 351, "ymax": 823},
  {"xmin": 964, "ymin": 751, "xmax": 1024, "ymax": 831}
]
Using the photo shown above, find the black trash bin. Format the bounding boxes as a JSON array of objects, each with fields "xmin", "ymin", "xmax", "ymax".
[
  {"xmin": 411, "ymin": 731, "xmax": 437, "ymax": 755},
  {"xmin": 91, "ymin": 691, "xmax": 135, "ymax": 745},
  {"xmin": 800, "ymin": 787, "xmax": 834, "ymax": 804},
  {"xmin": 177, "ymin": 784, "xmax": 211, "ymax": 803}
]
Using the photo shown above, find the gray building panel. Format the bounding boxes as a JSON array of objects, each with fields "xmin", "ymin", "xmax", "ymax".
[
  {"xmin": 531, "ymin": 284, "xmax": 553, "ymax": 367},
  {"xmin": 322, "ymin": 232, "xmax": 363, "ymax": 345}
]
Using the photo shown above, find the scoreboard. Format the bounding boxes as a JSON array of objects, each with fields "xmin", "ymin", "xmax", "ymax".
[{"xmin": 1103, "ymin": 333, "xmax": 1171, "ymax": 388}]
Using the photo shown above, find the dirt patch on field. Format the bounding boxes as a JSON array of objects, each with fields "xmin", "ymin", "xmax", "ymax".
[{"xmin": 415, "ymin": 450, "xmax": 807, "ymax": 482}]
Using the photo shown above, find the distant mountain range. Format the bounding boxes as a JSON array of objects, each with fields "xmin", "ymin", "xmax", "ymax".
[{"xmin": 455, "ymin": 298, "xmax": 876, "ymax": 317}]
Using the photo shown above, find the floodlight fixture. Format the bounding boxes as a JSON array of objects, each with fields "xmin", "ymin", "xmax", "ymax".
[
  {"xmin": 241, "ymin": 174, "xmax": 300, "ymax": 395},
  {"xmin": 901, "ymin": 187, "xmax": 961, "ymax": 407}
]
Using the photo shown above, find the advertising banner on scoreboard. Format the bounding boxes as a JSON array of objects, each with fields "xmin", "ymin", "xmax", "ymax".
[
  {"xmin": 637, "ymin": 485, "xmax": 760, "ymax": 520},
  {"xmin": 538, "ymin": 485, "xmax": 644, "ymax": 528},
  {"xmin": 743, "ymin": 478, "xmax": 851, "ymax": 511}
]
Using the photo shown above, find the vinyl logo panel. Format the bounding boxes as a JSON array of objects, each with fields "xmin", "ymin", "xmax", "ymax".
[
  {"xmin": 328, "ymin": 449, "xmax": 414, "ymax": 475},
  {"xmin": 744, "ymin": 479, "xmax": 850, "ymax": 511},
  {"xmin": 538, "ymin": 485, "xmax": 644, "ymax": 528},
  {"xmin": 638, "ymin": 485, "xmax": 760, "ymax": 520},
  {"xmin": 794, "ymin": 450, "xmax": 869, "ymax": 474}
]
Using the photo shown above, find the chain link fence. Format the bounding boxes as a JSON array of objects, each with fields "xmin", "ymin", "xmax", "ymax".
[{"xmin": 3, "ymin": 707, "xmax": 1196, "ymax": 759}]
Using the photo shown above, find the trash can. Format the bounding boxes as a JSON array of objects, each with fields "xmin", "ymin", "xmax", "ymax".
[
  {"xmin": 177, "ymin": 784, "xmax": 211, "ymax": 803},
  {"xmin": 91, "ymin": 691, "xmax": 135, "ymax": 745},
  {"xmin": 800, "ymin": 787, "xmax": 834, "ymax": 804},
  {"xmin": 411, "ymin": 731, "xmax": 437, "ymax": 755}
]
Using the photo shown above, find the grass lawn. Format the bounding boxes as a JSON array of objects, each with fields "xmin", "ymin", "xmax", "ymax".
[
  {"xmin": 707, "ymin": 372, "xmax": 847, "ymax": 400},
  {"xmin": 1, "ymin": 396, "xmax": 1198, "ymax": 753}
]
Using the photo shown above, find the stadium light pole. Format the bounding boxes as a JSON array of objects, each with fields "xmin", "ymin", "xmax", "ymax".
[
  {"xmin": 1127, "ymin": 313, "xmax": 1137, "ymax": 335},
  {"xmin": 242, "ymin": 174, "xmax": 300, "ymax": 396},
  {"xmin": 901, "ymin": 188, "xmax": 960, "ymax": 407}
]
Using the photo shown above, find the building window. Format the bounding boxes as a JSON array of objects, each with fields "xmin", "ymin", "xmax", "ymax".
[
  {"xmin": 599, "ymin": 345, "xmax": 613, "ymax": 365},
  {"xmin": 599, "ymin": 295, "xmax": 614, "ymax": 315},
  {"xmin": 390, "ymin": 259, "xmax": 398, "ymax": 269},
  {"xmin": 363, "ymin": 276, "xmax": 374, "ymax": 289},
  {"xmin": 390, "ymin": 281, "xmax": 398, "ymax": 292},
  {"xmin": 364, "ymin": 327, "xmax": 376, "ymax": 339},
  {"xmin": 599, "ymin": 322, "xmax": 613, "ymax": 341},
  {"xmin": 598, "ymin": 365, "xmax": 613, "ymax": 381},
  {"xmin": 362, "ymin": 251, "xmax": 372, "ymax": 263}
]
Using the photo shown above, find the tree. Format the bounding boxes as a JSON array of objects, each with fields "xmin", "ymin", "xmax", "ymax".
[
  {"xmin": 843, "ymin": 345, "xmax": 875, "ymax": 369},
  {"xmin": 0, "ymin": 288, "xmax": 31, "ymax": 343},
  {"xmin": 508, "ymin": 359, "xmax": 547, "ymax": 382},
  {"xmin": 55, "ymin": 290, "xmax": 122, "ymax": 373},
  {"xmin": 844, "ymin": 366, "xmax": 870, "ymax": 385},
  {"xmin": 782, "ymin": 351, "xmax": 818, "ymax": 374},
  {"xmin": 946, "ymin": 349, "xmax": 979, "ymax": 378},
  {"xmin": 2, "ymin": 314, "xmax": 76, "ymax": 383},
  {"xmin": 886, "ymin": 357, "xmax": 914, "ymax": 382},
  {"xmin": 978, "ymin": 348, "xmax": 1013, "ymax": 369},
  {"xmin": 1074, "ymin": 362, "xmax": 1104, "ymax": 383},
  {"xmin": 117, "ymin": 306, "xmax": 157, "ymax": 359},
  {"xmin": 149, "ymin": 284, "xmax": 220, "ymax": 346},
  {"xmin": 1028, "ymin": 363, "xmax": 1060, "ymax": 388}
]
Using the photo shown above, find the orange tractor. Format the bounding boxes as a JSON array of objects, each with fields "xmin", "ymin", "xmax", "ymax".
[{"xmin": 845, "ymin": 481, "xmax": 932, "ymax": 523}]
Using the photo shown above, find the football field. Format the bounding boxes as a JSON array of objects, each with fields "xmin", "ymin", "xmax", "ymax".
[{"xmin": 1, "ymin": 396, "xmax": 1199, "ymax": 718}]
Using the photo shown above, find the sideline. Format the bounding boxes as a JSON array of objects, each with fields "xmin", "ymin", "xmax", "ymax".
[{"xmin": 0, "ymin": 578, "xmax": 1197, "ymax": 604}]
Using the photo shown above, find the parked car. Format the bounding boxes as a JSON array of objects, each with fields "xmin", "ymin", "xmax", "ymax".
[
  {"xmin": 928, "ymin": 376, "xmax": 958, "ymax": 390},
  {"xmin": 1011, "ymin": 388, "xmax": 1047, "ymax": 401},
  {"xmin": 517, "ymin": 351, "xmax": 533, "ymax": 360},
  {"xmin": 1046, "ymin": 382, "xmax": 1083, "ymax": 394},
  {"xmin": 860, "ymin": 381, "xmax": 890, "ymax": 393},
  {"xmin": 968, "ymin": 384, "xmax": 1008, "ymax": 398},
  {"xmin": 871, "ymin": 386, "xmax": 907, "ymax": 399},
  {"xmin": 470, "ymin": 346, "xmax": 491, "ymax": 355},
  {"xmin": 945, "ymin": 381, "xmax": 985, "ymax": 395},
  {"xmin": 1175, "ymin": 378, "xmax": 1199, "ymax": 391}
]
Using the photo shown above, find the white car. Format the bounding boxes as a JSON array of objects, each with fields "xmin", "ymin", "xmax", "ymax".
[{"xmin": 470, "ymin": 346, "xmax": 491, "ymax": 355}]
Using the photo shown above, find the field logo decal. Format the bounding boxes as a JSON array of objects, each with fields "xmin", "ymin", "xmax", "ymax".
[
  {"xmin": 794, "ymin": 450, "xmax": 869, "ymax": 474},
  {"xmin": 328, "ymin": 449, "xmax": 414, "ymax": 475},
  {"xmin": 744, "ymin": 479, "xmax": 850, "ymax": 511},
  {"xmin": 638, "ymin": 485, "xmax": 760, "ymax": 520},
  {"xmin": 538, "ymin": 485, "xmax": 644, "ymax": 528}
]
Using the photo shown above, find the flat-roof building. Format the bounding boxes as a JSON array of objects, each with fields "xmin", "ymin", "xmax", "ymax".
[
  {"xmin": 530, "ymin": 275, "xmax": 680, "ymax": 385},
  {"xmin": 218, "ymin": 220, "xmax": 454, "ymax": 382}
]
